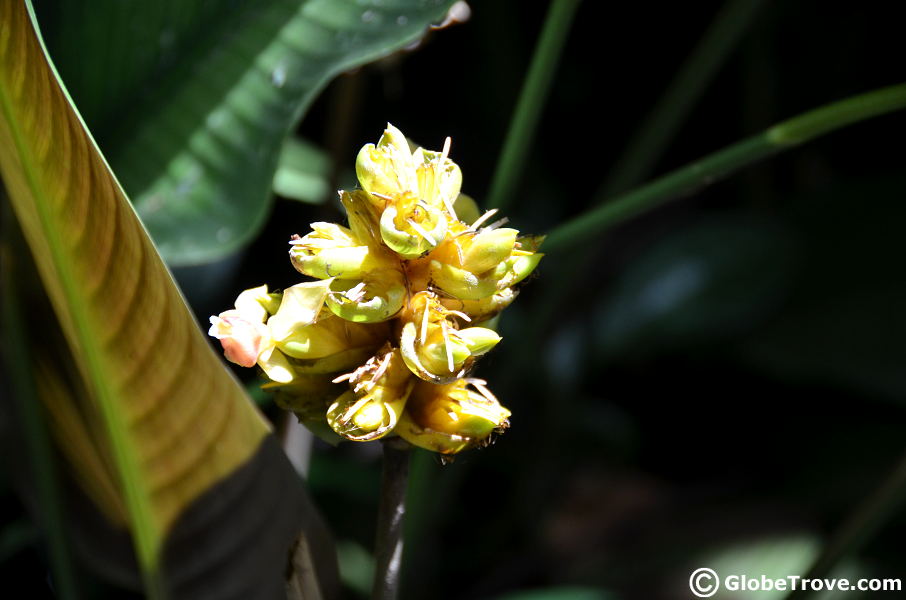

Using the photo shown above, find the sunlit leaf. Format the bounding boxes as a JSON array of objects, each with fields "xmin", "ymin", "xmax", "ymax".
[
  {"xmin": 274, "ymin": 136, "xmax": 331, "ymax": 204},
  {"xmin": 0, "ymin": 3, "xmax": 330, "ymax": 596}
]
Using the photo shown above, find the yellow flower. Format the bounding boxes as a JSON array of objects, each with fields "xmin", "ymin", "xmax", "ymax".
[
  {"xmin": 211, "ymin": 124, "xmax": 542, "ymax": 455},
  {"xmin": 395, "ymin": 378, "xmax": 510, "ymax": 454},
  {"xmin": 356, "ymin": 123, "xmax": 462, "ymax": 258},
  {"xmin": 398, "ymin": 291, "xmax": 501, "ymax": 383},
  {"xmin": 328, "ymin": 346, "xmax": 414, "ymax": 441}
]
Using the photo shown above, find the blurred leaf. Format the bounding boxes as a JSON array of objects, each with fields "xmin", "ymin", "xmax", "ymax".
[
  {"xmin": 40, "ymin": 0, "xmax": 458, "ymax": 265},
  {"xmin": 0, "ymin": 520, "xmax": 39, "ymax": 563},
  {"xmin": 739, "ymin": 176, "xmax": 906, "ymax": 400},
  {"xmin": 336, "ymin": 539, "xmax": 375, "ymax": 597},
  {"xmin": 309, "ymin": 452, "xmax": 381, "ymax": 498},
  {"xmin": 494, "ymin": 588, "xmax": 615, "ymax": 600},
  {"xmin": 699, "ymin": 535, "xmax": 864, "ymax": 600},
  {"xmin": 594, "ymin": 216, "xmax": 798, "ymax": 360},
  {"xmin": 740, "ymin": 288, "xmax": 906, "ymax": 400},
  {"xmin": 274, "ymin": 136, "xmax": 331, "ymax": 204},
  {"xmin": 0, "ymin": 3, "xmax": 330, "ymax": 596}
]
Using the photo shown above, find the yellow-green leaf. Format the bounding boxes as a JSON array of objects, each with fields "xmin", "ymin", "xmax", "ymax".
[{"xmin": 0, "ymin": 0, "xmax": 273, "ymax": 587}]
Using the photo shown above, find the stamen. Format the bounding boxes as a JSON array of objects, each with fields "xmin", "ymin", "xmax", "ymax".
[
  {"xmin": 468, "ymin": 209, "xmax": 499, "ymax": 231},
  {"xmin": 484, "ymin": 217, "xmax": 510, "ymax": 231},
  {"xmin": 467, "ymin": 378, "xmax": 498, "ymax": 403},
  {"xmin": 446, "ymin": 309, "xmax": 471, "ymax": 322},
  {"xmin": 368, "ymin": 351, "xmax": 393, "ymax": 390},
  {"xmin": 331, "ymin": 372, "xmax": 355, "ymax": 384},
  {"xmin": 341, "ymin": 396, "xmax": 374, "ymax": 426},
  {"xmin": 442, "ymin": 321, "xmax": 455, "ymax": 373},
  {"xmin": 437, "ymin": 137, "xmax": 457, "ymax": 220},
  {"xmin": 443, "ymin": 195, "xmax": 458, "ymax": 222},
  {"xmin": 406, "ymin": 218, "xmax": 437, "ymax": 246},
  {"xmin": 345, "ymin": 281, "xmax": 367, "ymax": 302},
  {"xmin": 370, "ymin": 192, "xmax": 394, "ymax": 202},
  {"xmin": 420, "ymin": 300, "xmax": 431, "ymax": 345},
  {"xmin": 440, "ymin": 136, "xmax": 451, "ymax": 164}
]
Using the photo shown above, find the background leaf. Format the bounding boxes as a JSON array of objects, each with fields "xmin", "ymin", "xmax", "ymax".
[
  {"xmin": 273, "ymin": 136, "xmax": 331, "ymax": 204},
  {"xmin": 594, "ymin": 215, "xmax": 799, "ymax": 360},
  {"xmin": 37, "ymin": 0, "xmax": 457, "ymax": 265},
  {"xmin": 0, "ymin": 3, "xmax": 331, "ymax": 596}
]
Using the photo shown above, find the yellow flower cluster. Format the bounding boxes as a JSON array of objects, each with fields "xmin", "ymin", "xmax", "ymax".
[{"xmin": 209, "ymin": 124, "xmax": 543, "ymax": 454}]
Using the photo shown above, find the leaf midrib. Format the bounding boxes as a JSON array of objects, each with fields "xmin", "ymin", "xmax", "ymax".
[{"xmin": 0, "ymin": 2, "xmax": 162, "ymax": 575}]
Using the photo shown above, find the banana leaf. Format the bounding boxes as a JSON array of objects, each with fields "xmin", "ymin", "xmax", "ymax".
[{"xmin": 0, "ymin": 2, "xmax": 335, "ymax": 597}]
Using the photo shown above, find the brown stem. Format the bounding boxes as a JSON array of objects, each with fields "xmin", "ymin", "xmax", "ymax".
[{"xmin": 371, "ymin": 439, "xmax": 411, "ymax": 600}]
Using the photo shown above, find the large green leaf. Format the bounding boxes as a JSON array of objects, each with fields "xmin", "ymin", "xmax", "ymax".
[
  {"xmin": 39, "ymin": 0, "xmax": 457, "ymax": 265},
  {"xmin": 0, "ymin": 3, "xmax": 332, "ymax": 596}
]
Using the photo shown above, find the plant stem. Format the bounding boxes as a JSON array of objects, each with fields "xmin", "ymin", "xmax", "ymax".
[
  {"xmin": 496, "ymin": 0, "xmax": 763, "ymax": 394},
  {"xmin": 543, "ymin": 82, "xmax": 906, "ymax": 253},
  {"xmin": 783, "ymin": 449, "xmax": 906, "ymax": 600},
  {"xmin": 486, "ymin": 0, "xmax": 581, "ymax": 212},
  {"xmin": 371, "ymin": 440, "xmax": 411, "ymax": 600},
  {"xmin": 600, "ymin": 0, "xmax": 768, "ymax": 197}
]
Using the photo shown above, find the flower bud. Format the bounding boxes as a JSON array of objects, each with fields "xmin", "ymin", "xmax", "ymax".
[
  {"xmin": 456, "ymin": 327, "xmax": 502, "ymax": 355},
  {"xmin": 327, "ymin": 347, "xmax": 414, "ymax": 441},
  {"xmin": 286, "ymin": 345, "xmax": 383, "ymax": 376},
  {"xmin": 326, "ymin": 269, "xmax": 407, "ymax": 323},
  {"xmin": 341, "ymin": 190, "xmax": 385, "ymax": 245},
  {"xmin": 415, "ymin": 328, "xmax": 473, "ymax": 375},
  {"xmin": 395, "ymin": 379, "xmax": 510, "ymax": 455},
  {"xmin": 496, "ymin": 250, "xmax": 544, "ymax": 289},
  {"xmin": 255, "ymin": 345, "xmax": 296, "ymax": 384},
  {"xmin": 379, "ymin": 193, "xmax": 448, "ymax": 258},
  {"xmin": 399, "ymin": 292, "xmax": 501, "ymax": 382},
  {"xmin": 412, "ymin": 145, "xmax": 462, "ymax": 214},
  {"xmin": 289, "ymin": 222, "xmax": 379, "ymax": 280},
  {"xmin": 433, "ymin": 227, "xmax": 518, "ymax": 274},
  {"xmin": 277, "ymin": 314, "xmax": 364, "ymax": 360},
  {"xmin": 355, "ymin": 123, "xmax": 417, "ymax": 198},
  {"xmin": 439, "ymin": 288, "xmax": 517, "ymax": 323},
  {"xmin": 266, "ymin": 280, "xmax": 332, "ymax": 340},
  {"xmin": 429, "ymin": 235, "xmax": 544, "ymax": 300},
  {"xmin": 234, "ymin": 284, "xmax": 281, "ymax": 321},
  {"xmin": 428, "ymin": 260, "xmax": 500, "ymax": 300},
  {"xmin": 264, "ymin": 280, "xmax": 389, "ymax": 374},
  {"xmin": 275, "ymin": 314, "xmax": 387, "ymax": 372}
]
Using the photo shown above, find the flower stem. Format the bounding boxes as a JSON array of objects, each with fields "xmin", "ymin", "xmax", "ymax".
[
  {"xmin": 782, "ymin": 449, "xmax": 906, "ymax": 600},
  {"xmin": 486, "ymin": 0, "xmax": 581, "ymax": 212},
  {"xmin": 371, "ymin": 439, "xmax": 411, "ymax": 600},
  {"xmin": 544, "ymin": 82, "xmax": 906, "ymax": 253}
]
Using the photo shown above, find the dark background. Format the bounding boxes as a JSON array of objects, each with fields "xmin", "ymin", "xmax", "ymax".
[{"xmin": 3, "ymin": 1, "xmax": 906, "ymax": 598}]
